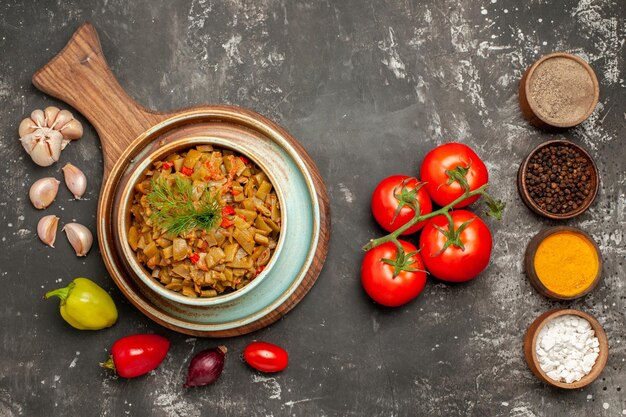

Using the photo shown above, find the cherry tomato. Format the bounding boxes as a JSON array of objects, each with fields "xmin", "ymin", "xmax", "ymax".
[
  {"xmin": 102, "ymin": 334, "xmax": 170, "ymax": 378},
  {"xmin": 361, "ymin": 240, "xmax": 427, "ymax": 307},
  {"xmin": 420, "ymin": 143, "xmax": 488, "ymax": 208},
  {"xmin": 244, "ymin": 341, "xmax": 289, "ymax": 373},
  {"xmin": 419, "ymin": 210, "xmax": 492, "ymax": 282},
  {"xmin": 371, "ymin": 175, "xmax": 433, "ymax": 235}
]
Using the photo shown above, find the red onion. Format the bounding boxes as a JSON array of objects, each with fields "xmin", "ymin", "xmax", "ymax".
[{"xmin": 184, "ymin": 345, "xmax": 227, "ymax": 387}]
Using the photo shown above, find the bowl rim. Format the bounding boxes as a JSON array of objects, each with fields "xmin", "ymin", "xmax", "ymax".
[
  {"xmin": 524, "ymin": 308, "xmax": 609, "ymax": 389},
  {"xmin": 523, "ymin": 52, "xmax": 600, "ymax": 129},
  {"xmin": 517, "ymin": 139, "xmax": 599, "ymax": 220},
  {"xmin": 117, "ymin": 138, "xmax": 288, "ymax": 307},
  {"xmin": 524, "ymin": 226, "xmax": 603, "ymax": 300}
]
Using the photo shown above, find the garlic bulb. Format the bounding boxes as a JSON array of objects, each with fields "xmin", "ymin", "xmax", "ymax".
[
  {"xmin": 37, "ymin": 215, "xmax": 60, "ymax": 247},
  {"xmin": 62, "ymin": 163, "xmax": 87, "ymax": 199},
  {"xmin": 63, "ymin": 223, "xmax": 93, "ymax": 256},
  {"xmin": 29, "ymin": 177, "xmax": 61, "ymax": 209},
  {"xmin": 18, "ymin": 107, "xmax": 83, "ymax": 166},
  {"xmin": 20, "ymin": 129, "xmax": 63, "ymax": 167}
]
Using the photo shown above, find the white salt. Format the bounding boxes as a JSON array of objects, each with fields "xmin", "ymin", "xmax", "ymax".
[{"xmin": 535, "ymin": 315, "xmax": 599, "ymax": 383}]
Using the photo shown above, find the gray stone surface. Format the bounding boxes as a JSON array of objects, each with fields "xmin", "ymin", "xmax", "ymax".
[{"xmin": 0, "ymin": 0, "xmax": 624, "ymax": 416}]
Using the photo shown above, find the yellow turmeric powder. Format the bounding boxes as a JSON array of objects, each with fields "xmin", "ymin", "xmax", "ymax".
[{"xmin": 533, "ymin": 231, "xmax": 599, "ymax": 296}]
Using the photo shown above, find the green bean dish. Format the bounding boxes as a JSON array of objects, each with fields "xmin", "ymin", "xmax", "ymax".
[{"xmin": 128, "ymin": 145, "xmax": 281, "ymax": 298}]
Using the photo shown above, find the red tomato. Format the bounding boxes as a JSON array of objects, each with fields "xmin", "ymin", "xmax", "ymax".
[
  {"xmin": 420, "ymin": 143, "xmax": 488, "ymax": 208},
  {"xmin": 361, "ymin": 240, "xmax": 427, "ymax": 307},
  {"xmin": 104, "ymin": 334, "xmax": 170, "ymax": 378},
  {"xmin": 419, "ymin": 210, "xmax": 492, "ymax": 282},
  {"xmin": 371, "ymin": 175, "xmax": 433, "ymax": 235},
  {"xmin": 244, "ymin": 342, "xmax": 288, "ymax": 373}
]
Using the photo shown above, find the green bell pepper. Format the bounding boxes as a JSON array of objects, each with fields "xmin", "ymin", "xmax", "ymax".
[{"xmin": 45, "ymin": 278, "xmax": 118, "ymax": 330}]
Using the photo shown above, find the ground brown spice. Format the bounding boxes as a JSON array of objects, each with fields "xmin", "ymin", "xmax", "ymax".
[{"xmin": 529, "ymin": 57, "xmax": 595, "ymax": 125}]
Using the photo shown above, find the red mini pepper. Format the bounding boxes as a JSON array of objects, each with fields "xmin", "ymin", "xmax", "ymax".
[
  {"xmin": 181, "ymin": 166, "xmax": 194, "ymax": 176},
  {"xmin": 101, "ymin": 334, "xmax": 170, "ymax": 378}
]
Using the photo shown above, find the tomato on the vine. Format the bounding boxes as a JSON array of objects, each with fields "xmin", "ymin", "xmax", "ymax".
[
  {"xmin": 419, "ymin": 210, "xmax": 492, "ymax": 282},
  {"xmin": 420, "ymin": 143, "xmax": 488, "ymax": 208},
  {"xmin": 361, "ymin": 240, "xmax": 427, "ymax": 307},
  {"xmin": 371, "ymin": 175, "xmax": 433, "ymax": 235}
]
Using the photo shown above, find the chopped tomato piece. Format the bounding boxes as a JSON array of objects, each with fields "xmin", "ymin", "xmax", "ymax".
[
  {"xmin": 162, "ymin": 161, "xmax": 173, "ymax": 170},
  {"xmin": 221, "ymin": 218, "xmax": 234, "ymax": 228},
  {"xmin": 240, "ymin": 156, "xmax": 250, "ymax": 165},
  {"xmin": 181, "ymin": 166, "xmax": 194, "ymax": 176},
  {"xmin": 189, "ymin": 253, "xmax": 200, "ymax": 265},
  {"xmin": 222, "ymin": 206, "xmax": 236, "ymax": 216}
]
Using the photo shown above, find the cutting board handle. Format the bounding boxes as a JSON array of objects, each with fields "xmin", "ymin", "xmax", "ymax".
[{"xmin": 32, "ymin": 22, "xmax": 167, "ymax": 175}]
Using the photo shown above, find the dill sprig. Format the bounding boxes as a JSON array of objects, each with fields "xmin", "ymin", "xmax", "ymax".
[{"xmin": 147, "ymin": 175, "xmax": 220, "ymax": 236}]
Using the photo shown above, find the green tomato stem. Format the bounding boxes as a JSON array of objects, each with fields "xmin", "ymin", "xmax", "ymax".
[{"xmin": 362, "ymin": 183, "xmax": 490, "ymax": 252}]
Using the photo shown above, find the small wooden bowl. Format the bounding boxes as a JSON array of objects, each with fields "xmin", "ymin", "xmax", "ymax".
[
  {"xmin": 524, "ymin": 226, "xmax": 602, "ymax": 300},
  {"xmin": 524, "ymin": 309, "xmax": 608, "ymax": 389},
  {"xmin": 517, "ymin": 139, "xmax": 599, "ymax": 220},
  {"xmin": 519, "ymin": 52, "xmax": 599, "ymax": 130}
]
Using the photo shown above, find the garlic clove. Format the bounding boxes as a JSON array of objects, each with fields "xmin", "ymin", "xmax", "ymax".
[
  {"xmin": 29, "ymin": 177, "xmax": 61, "ymax": 209},
  {"xmin": 53, "ymin": 109, "xmax": 74, "ymax": 130},
  {"xmin": 44, "ymin": 106, "xmax": 60, "ymax": 127},
  {"xmin": 20, "ymin": 129, "xmax": 63, "ymax": 167},
  {"xmin": 63, "ymin": 223, "xmax": 93, "ymax": 256},
  {"xmin": 31, "ymin": 109, "xmax": 45, "ymax": 127},
  {"xmin": 38, "ymin": 215, "xmax": 60, "ymax": 247},
  {"xmin": 62, "ymin": 163, "xmax": 87, "ymax": 199},
  {"xmin": 59, "ymin": 118, "xmax": 83, "ymax": 141},
  {"xmin": 18, "ymin": 117, "xmax": 39, "ymax": 137}
]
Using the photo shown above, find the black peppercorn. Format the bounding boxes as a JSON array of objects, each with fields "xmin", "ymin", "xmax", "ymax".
[{"xmin": 524, "ymin": 144, "xmax": 593, "ymax": 215}]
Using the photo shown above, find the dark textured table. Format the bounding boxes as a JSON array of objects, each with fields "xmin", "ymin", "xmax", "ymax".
[{"xmin": 1, "ymin": 0, "xmax": 624, "ymax": 416}]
